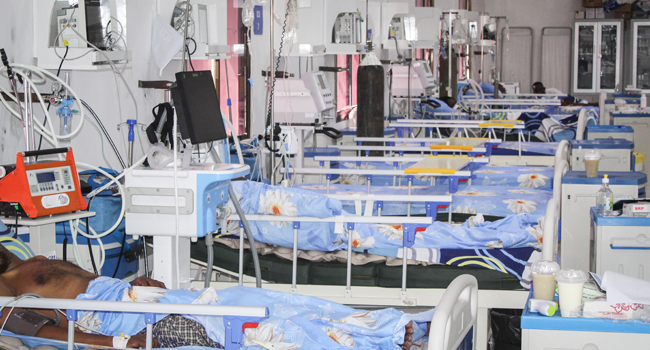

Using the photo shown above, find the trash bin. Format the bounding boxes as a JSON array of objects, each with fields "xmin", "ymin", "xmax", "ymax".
[{"xmin": 490, "ymin": 308, "xmax": 522, "ymax": 350}]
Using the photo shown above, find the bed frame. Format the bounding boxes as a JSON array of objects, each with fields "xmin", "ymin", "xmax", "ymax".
[{"xmin": 0, "ymin": 274, "xmax": 478, "ymax": 350}]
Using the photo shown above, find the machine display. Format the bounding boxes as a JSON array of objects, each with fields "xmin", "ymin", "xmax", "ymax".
[
  {"xmin": 172, "ymin": 70, "xmax": 228, "ymax": 144},
  {"xmin": 0, "ymin": 148, "xmax": 87, "ymax": 218}
]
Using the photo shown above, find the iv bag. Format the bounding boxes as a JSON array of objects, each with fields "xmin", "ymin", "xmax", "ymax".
[
  {"xmin": 284, "ymin": 0, "xmax": 299, "ymax": 45},
  {"xmin": 242, "ymin": 0, "xmax": 254, "ymax": 28}
]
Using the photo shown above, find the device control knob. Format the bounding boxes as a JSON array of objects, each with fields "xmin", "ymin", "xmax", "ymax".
[{"xmin": 58, "ymin": 195, "xmax": 69, "ymax": 205}]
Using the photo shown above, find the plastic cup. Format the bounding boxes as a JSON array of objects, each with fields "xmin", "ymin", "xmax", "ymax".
[
  {"xmin": 533, "ymin": 274, "xmax": 557, "ymax": 301},
  {"xmin": 531, "ymin": 260, "xmax": 560, "ymax": 301},
  {"xmin": 584, "ymin": 150, "xmax": 601, "ymax": 178},
  {"xmin": 555, "ymin": 269, "xmax": 588, "ymax": 317},
  {"xmin": 557, "ymin": 282, "xmax": 585, "ymax": 317}
]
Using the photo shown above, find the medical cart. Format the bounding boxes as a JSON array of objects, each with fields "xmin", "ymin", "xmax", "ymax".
[
  {"xmin": 585, "ymin": 125, "xmax": 634, "ymax": 142},
  {"xmin": 570, "ymin": 139, "xmax": 634, "ymax": 172},
  {"xmin": 589, "ymin": 207, "xmax": 650, "ymax": 281},
  {"xmin": 611, "ymin": 112, "xmax": 650, "ymax": 179},
  {"xmin": 561, "ymin": 171, "xmax": 646, "ymax": 272},
  {"xmin": 521, "ymin": 291, "xmax": 650, "ymax": 350}
]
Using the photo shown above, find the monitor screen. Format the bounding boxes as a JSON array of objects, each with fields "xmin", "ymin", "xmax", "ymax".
[
  {"xmin": 37, "ymin": 172, "xmax": 55, "ymax": 184},
  {"xmin": 317, "ymin": 74, "xmax": 327, "ymax": 90},
  {"xmin": 172, "ymin": 71, "xmax": 228, "ymax": 144}
]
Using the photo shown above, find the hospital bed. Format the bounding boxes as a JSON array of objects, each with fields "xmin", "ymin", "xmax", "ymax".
[
  {"xmin": 203, "ymin": 180, "xmax": 562, "ymax": 350},
  {"xmin": 0, "ymin": 275, "xmax": 479, "ymax": 350}
]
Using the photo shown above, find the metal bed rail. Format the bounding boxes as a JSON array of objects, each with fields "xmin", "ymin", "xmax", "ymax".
[
  {"xmin": 279, "ymin": 167, "xmax": 472, "ymax": 194},
  {"xmin": 0, "ymin": 297, "xmax": 268, "ymax": 350},
  {"xmin": 227, "ymin": 212, "xmax": 437, "ymax": 295}
]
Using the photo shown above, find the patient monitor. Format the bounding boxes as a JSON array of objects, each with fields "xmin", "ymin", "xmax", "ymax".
[
  {"xmin": 274, "ymin": 71, "xmax": 335, "ymax": 124},
  {"xmin": 391, "ymin": 60, "xmax": 437, "ymax": 98}
]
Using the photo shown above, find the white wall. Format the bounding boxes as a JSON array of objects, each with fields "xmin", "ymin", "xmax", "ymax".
[
  {"xmin": 0, "ymin": 0, "xmax": 585, "ymax": 167},
  {"xmin": 472, "ymin": 0, "xmax": 583, "ymax": 93},
  {"xmin": 0, "ymin": 0, "xmax": 183, "ymax": 167}
]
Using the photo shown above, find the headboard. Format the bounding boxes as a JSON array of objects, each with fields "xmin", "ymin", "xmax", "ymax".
[{"xmin": 428, "ymin": 275, "xmax": 478, "ymax": 350}]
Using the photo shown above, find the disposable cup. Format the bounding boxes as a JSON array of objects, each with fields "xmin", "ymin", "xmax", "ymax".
[
  {"xmin": 557, "ymin": 281, "xmax": 585, "ymax": 317},
  {"xmin": 531, "ymin": 260, "xmax": 560, "ymax": 301},
  {"xmin": 585, "ymin": 159, "xmax": 599, "ymax": 178},
  {"xmin": 532, "ymin": 273, "xmax": 557, "ymax": 301},
  {"xmin": 555, "ymin": 269, "xmax": 588, "ymax": 317},
  {"xmin": 584, "ymin": 150, "xmax": 601, "ymax": 178}
]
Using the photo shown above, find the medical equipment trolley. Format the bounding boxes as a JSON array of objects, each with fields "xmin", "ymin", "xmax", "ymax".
[
  {"xmin": 521, "ymin": 291, "xmax": 650, "ymax": 350},
  {"xmin": 561, "ymin": 171, "xmax": 646, "ymax": 272},
  {"xmin": 611, "ymin": 112, "xmax": 650, "ymax": 179},
  {"xmin": 589, "ymin": 207, "xmax": 650, "ymax": 281}
]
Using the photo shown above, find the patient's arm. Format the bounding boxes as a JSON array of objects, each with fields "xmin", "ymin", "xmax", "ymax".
[
  {"xmin": 0, "ymin": 304, "xmax": 157, "ymax": 348},
  {"xmin": 36, "ymin": 326, "xmax": 156, "ymax": 348}
]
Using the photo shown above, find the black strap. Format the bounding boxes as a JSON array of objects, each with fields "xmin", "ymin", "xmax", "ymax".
[{"xmin": 146, "ymin": 103, "xmax": 174, "ymax": 145}]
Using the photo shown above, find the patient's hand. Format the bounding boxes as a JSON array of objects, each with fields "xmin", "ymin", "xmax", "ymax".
[
  {"xmin": 401, "ymin": 321, "xmax": 414, "ymax": 350},
  {"xmin": 131, "ymin": 277, "xmax": 166, "ymax": 289},
  {"xmin": 127, "ymin": 334, "xmax": 158, "ymax": 349}
]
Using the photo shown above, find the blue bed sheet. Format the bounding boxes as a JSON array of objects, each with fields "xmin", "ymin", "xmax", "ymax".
[
  {"xmin": 294, "ymin": 183, "xmax": 552, "ymax": 218},
  {"xmin": 491, "ymin": 141, "xmax": 559, "ymax": 156},
  {"xmin": 229, "ymin": 182, "xmax": 540, "ymax": 253},
  {"xmin": 337, "ymin": 160, "xmax": 554, "ymax": 189}
]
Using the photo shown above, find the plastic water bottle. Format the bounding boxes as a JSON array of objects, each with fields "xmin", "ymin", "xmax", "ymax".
[{"xmin": 596, "ymin": 174, "xmax": 614, "ymax": 215}]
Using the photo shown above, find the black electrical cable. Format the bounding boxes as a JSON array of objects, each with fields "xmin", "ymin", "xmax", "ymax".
[
  {"xmin": 264, "ymin": 0, "xmax": 292, "ymax": 153},
  {"xmin": 62, "ymin": 222, "xmax": 68, "ymax": 262},
  {"xmin": 186, "ymin": 37, "xmax": 196, "ymax": 71},
  {"xmin": 111, "ymin": 227, "xmax": 127, "ymax": 278},
  {"xmin": 79, "ymin": 99, "xmax": 127, "ymax": 169},
  {"xmin": 36, "ymin": 45, "xmax": 69, "ymax": 162},
  {"xmin": 86, "ymin": 197, "xmax": 98, "ymax": 275}
]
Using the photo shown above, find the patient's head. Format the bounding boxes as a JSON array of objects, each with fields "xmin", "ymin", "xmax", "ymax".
[{"xmin": 441, "ymin": 96, "xmax": 456, "ymax": 108}]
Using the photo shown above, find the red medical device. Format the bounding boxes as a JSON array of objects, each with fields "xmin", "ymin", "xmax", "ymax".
[{"xmin": 0, "ymin": 148, "xmax": 87, "ymax": 218}]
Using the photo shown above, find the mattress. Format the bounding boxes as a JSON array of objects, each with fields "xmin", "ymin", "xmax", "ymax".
[{"xmin": 191, "ymin": 239, "xmax": 525, "ymax": 290}]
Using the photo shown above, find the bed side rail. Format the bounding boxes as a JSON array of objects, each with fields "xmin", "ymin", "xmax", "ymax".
[
  {"xmin": 542, "ymin": 198, "xmax": 559, "ymax": 262},
  {"xmin": 552, "ymin": 160, "xmax": 569, "ymax": 208},
  {"xmin": 428, "ymin": 274, "xmax": 478, "ymax": 350},
  {"xmin": 0, "ymin": 297, "xmax": 269, "ymax": 350},
  {"xmin": 554, "ymin": 140, "xmax": 570, "ymax": 167},
  {"xmin": 228, "ymin": 213, "xmax": 434, "ymax": 293}
]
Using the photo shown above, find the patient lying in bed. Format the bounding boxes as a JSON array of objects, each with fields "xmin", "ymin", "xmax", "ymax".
[{"xmin": 0, "ymin": 240, "xmax": 428, "ymax": 350}]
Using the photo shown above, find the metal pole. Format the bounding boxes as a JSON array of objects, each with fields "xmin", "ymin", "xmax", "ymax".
[
  {"xmin": 270, "ymin": 0, "xmax": 276, "ymax": 184},
  {"xmin": 26, "ymin": 71, "xmax": 34, "ymax": 154},
  {"xmin": 22, "ymin": 71, "xmax": 31, "ymax": 160},
  {"xmin": 181, "ymin": 0, "xmax": 190, "ymax": 72}
]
